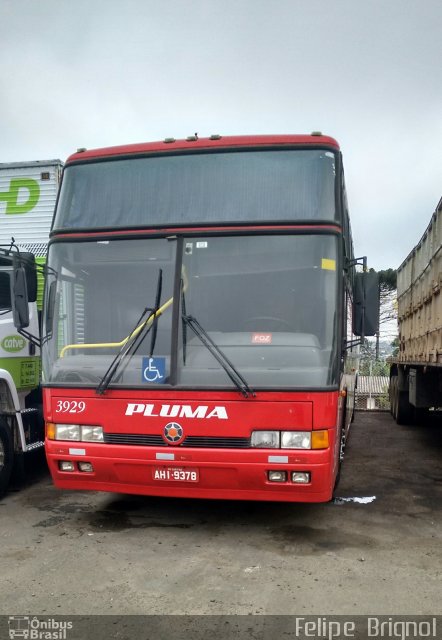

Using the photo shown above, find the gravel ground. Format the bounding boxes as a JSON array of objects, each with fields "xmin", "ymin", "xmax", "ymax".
[{"xmin": 1, "ymin": 411, "xmax": 441, "ymax": 616}]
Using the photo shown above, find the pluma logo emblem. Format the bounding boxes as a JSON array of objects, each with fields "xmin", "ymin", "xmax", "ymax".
[{"xmin": 163, "ymin": 422, "xmax": 184, "ymax": 445}]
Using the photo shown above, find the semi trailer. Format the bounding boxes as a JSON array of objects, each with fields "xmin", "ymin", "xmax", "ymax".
[{"xmin": 389, "ymin": 197, "xmax": 442, "ymax": 424}]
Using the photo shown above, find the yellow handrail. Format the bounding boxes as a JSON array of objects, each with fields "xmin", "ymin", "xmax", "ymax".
[{"xmin": 60, "ymin": 270, "xmax": 187, "ymax": 358}]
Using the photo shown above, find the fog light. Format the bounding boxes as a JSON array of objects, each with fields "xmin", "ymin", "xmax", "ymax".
[
  {"xmin": 291, "ymin": 472, "xmax": 311, "ymax": 484},
  {"xmin": 268, "ymin": 470, "xmax": 287, "ymax": 482},
  {"xmin": 78, "ymin": 462, "xmax": 94, "ymax": 473},
  {"xmin": 59, "ymin": 460, "xmax": 75, "ymax": 472}
]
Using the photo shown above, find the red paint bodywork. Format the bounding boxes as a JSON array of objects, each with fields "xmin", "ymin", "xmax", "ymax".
[
  {"xmin": 67, "ymin": 134, "xmax": 340, "ymax": 164},
  {"xmin": 45, "ymin": 134, "xmax": 347, "ymax": 502},
  {"xmin": 44, "ymin": 388, "xmax": 341, "ymax": 502}
]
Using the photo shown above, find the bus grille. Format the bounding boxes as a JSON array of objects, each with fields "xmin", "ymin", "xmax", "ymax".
[{"xmin": 104, "ymin": 433, "xmax": 250, "ymax": 448}]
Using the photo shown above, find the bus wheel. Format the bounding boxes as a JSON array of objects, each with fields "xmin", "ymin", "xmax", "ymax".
[
  {"xmin": 0, "ymin": 419, "xmax": 13, "ymax": 497},
  {"xmin": 333, "ymin": 425, "xmax": 346, "ymax": 493}
]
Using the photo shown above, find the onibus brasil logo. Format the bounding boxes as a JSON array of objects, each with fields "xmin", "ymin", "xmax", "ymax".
[{"xmin": 8, "ymin": 616, "xmax": 73, "ymax": 639}]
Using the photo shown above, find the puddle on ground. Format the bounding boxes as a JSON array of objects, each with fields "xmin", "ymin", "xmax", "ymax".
[
  {"xmin": 333, "ymin": 496, "xmax": 377, "ymax": 505},
  {"xmin": 267, "ymin": 522, "xmax": 376, "ymax": 554},
  {"xmin": 86, "ymin": 510, "xmax": 195, "ymax": 532}
]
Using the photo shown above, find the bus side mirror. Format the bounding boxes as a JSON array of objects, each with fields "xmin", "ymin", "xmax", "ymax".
[
  {"xmin": 10, "ymin": 252, "xmax": 39, "ymax": 329},
  {"xmin": 12, "ymin": 266, "xmax": 30, "ymax": 329},
  {"xmin": 352, "ymin": 271, "xmax": 379, "ymax": 337},
  {"xmin": 20, "ymin": 252, "xmax": 38, "ymax": 303}
]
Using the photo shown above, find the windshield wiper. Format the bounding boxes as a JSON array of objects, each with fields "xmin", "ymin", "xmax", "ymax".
[
  {"xmin": 149, "ymin": 269, "xmax": 163, "ymax": 357},
  {"xmin": 96, "ymin": 269, "xmax": 163, "ymax": 395},
  {"xmin": 181, "ymin": 279, "xmax": 188, "ymax": 365},
  {"xmin": 181, "ymin": 312, "xmax": 255, "ymax": 399}
]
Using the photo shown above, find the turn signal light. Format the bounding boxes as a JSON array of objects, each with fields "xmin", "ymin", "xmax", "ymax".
[
  {"xmin": 311, "ymin": 430, "xmax": 329, "ymax": 449},
  {"xmin": 46, "ymin": 422, "xmax": 56, "ymax": 440}
]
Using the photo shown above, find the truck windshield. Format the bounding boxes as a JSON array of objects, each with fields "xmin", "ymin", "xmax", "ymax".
[
  {"xmin": 54, "ymin": 149, "xmax": 337, "ymax": 229},
  {"xmin": 42, "ymin": 234, "xmax": 339, "ymax": 389}
]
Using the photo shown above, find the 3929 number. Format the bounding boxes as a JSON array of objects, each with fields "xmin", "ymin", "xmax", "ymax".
[{"xmin": 55, "ymin": 400, "xmax": 86, "ymax": 413}]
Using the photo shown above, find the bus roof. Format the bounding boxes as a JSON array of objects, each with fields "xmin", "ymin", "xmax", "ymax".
[{"xmin": 66, "ymin": 134, "xmax": 340, "ymax": 164}]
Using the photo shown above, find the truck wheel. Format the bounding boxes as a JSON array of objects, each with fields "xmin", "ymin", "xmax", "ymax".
[
  {"xmin": 389, "ymin": 376, "xmax": 398, "ymax": 417},
  {"xmin": 396, "ymin": 389, "xmax": 413, "ymax": 425},
  {"xmin": 0, "ymin": 419, "xmax": 13, "ymax": 497},
  {"xmin": 390, "ymin": 375, "xmax": 413, "ymax": 425}
]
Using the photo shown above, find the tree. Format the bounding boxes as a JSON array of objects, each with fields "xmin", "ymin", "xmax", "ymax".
[
  {"xmin": 391, "ymin": 336, "xmax": 399, "ymax": 357},
  {"xmin": 370, "ymin": 268, "xmax": 398, "ymax": 359},
  {"xmin": 359, "ymin": 338, "xmax": 389, "ymax": 376}
]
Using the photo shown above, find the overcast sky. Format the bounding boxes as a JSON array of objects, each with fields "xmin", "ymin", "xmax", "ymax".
[{"xmin": 1, "ymin": 0, "xmax": 441, "ymax": 270}]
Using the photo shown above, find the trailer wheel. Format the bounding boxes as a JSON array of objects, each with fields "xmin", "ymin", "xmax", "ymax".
[
  {"xmin": 397, "ymin": 394, "xmax": 413, "ymax": 425},
  {"xmin": 392, "ymin": 378, "xmax": 413, "ymax": 426},
  {"xmin": 0, "ymin": 418, "xmax": 13, "ymax": 497},
  {"xmin": 389, "ymin": 376, "xmax": 398, "ymax": 418}
]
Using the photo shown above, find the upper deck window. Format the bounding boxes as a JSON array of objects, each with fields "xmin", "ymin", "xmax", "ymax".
[{"xmin": 54, "ymin": 149, "xmax": 337, "ymax": 229}]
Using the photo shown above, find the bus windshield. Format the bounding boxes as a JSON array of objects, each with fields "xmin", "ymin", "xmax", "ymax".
[
  {"xmin": 43, "ymin": 234, "xmax": 339, "ymax": 390},
  {"xmin": 54, "ymin": 149, "xmax": 337, "ymax": 229}
]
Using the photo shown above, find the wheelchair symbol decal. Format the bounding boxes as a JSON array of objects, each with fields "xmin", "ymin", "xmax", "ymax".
[{"xmin": 142, "ymin": 357, "xmax": 166, "ymax": 383}]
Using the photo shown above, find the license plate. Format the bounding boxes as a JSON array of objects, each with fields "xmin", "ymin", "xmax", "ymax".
[{"xmin": 152, "ymin": 467, "xmax": 199, "ymax": 482}]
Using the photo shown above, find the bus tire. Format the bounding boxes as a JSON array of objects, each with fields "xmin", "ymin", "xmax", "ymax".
[
  {"xmin": 0, "ymin": 418, "xmax": 14, "ymax": 497},
  {"xmin": 333, "ymin": 419, "xmax": 346, "ymax": 494},
  {"xmin": 333, "ymin": 451, "xmax": 343, "ymax": 494}
]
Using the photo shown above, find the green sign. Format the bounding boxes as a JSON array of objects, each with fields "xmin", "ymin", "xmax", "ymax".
[
  {"xmin": 0, "ymin": 357, "xmax": 39, "ymax": 389},
  {"xmin": 1, "ymin": 334, "xmax": 26, "ymax": 352},
  {"xmin": 0, "ymin": 178, "xmax": 40, "ymax": 214}
]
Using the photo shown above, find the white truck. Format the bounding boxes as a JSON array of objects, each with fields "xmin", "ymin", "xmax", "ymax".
[
  {"xmin": 389, "ymin": 197, "xmax": 442, "ymax": 423},
  {"xmin": 0, "ymin": 160, "xmax": 62, "ymax": 495}
]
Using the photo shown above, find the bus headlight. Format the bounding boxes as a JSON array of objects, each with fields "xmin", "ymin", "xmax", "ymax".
[
  {"xmin": 81, "ymin": 426, "xmax": 104, "ymax": 442},
  {"xmin": 251, "ymin": 431, "xmax": 280, "ymax": 448},
  {"xmin": 49, "ymin": 424, "xmax": 104, "ymax": 442},
  {"xmin": 281, "ymin": 431, "xmax": 311, "ymax": 449},
  {"xmin": 54, "ymin": 424, "xmax": 81, "ymax": 441}
]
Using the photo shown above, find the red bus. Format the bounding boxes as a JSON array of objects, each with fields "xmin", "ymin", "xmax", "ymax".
[{"xmin": 18, "ymin": 134, "xmax": 378, "ymax": 502}]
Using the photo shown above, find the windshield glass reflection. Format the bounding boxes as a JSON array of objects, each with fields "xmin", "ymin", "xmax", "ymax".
[{"xmin": 43, "ymin": 234, "xmax": 339, "ymax": 389}]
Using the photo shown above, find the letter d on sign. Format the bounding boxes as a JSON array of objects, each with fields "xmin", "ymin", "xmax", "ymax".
[{"xmin": 0, "ymin": 178, "xmax": 40, "ymax": 214}]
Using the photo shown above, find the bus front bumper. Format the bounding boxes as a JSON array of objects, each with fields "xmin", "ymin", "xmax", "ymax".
[{"xmin": 45, "ymin": 441, "xmax": 337, "ymax": 503}]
